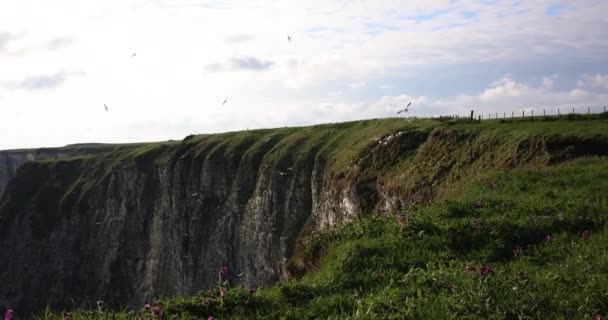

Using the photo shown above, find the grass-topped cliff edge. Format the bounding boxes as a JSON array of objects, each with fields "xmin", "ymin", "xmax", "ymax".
[{"xmin": 0, "ymin": 115, "xmax": 607, "ymax": 319}]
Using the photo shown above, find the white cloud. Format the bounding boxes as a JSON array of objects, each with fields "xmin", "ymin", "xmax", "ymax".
[
  {"xmin": 347, "ymin": 81, "xmax": 367, "ymax": 89},
  {"xmin": 577, "ymin": 74, "xmax": 608, "ymax": 89}
]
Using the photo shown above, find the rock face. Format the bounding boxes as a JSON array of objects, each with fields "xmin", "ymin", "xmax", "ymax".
[{"xmin": 1, "ymin": 119, "xmax": 607, "ymax": 314}]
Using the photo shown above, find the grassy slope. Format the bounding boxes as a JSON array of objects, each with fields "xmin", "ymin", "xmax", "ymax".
[{"xmin": 23, "ymin": 116, "xmax": 608, "ymax": 319}]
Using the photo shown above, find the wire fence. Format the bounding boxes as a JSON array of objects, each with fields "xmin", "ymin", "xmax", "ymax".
[{"xmin": 433, "ymin": 105, "xmax": 608, "ymax": 121}]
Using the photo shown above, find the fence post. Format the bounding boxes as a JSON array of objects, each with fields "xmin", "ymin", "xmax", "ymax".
[
  {"xmin": 522, "ymin": 110, "xmax": 525, "ymax": 118},
  {"xmin": 543, "ymin": 109, "xmax": 545, "ymax": 117},
  {"xmin": 470, "ymin": 110, "xmax": 474, "ymax": 121},
  {"xmin": 504, "ymin": 112, "xmax": 506, "ymax": 119},
  {"xmin": 572, "ymin": 107, "xmax": 574, "ymax": 115},
  {"xmin": 558, "ymin": 108, "xmax": 560, "ymax": 116},
  {"xmin": 512, "ymin": 111, "xmax": 514, "ymax": 118},
  {"xmin": 531, "ymin": 110, "xmax": 534, "ymax": 119},
  {"xmin": 478, "ymin": 115, "xmax": 481, "ymax": 122},
  {"xmin": 588, "ymin": 107, "xmax": 590, "ymax": 115}
]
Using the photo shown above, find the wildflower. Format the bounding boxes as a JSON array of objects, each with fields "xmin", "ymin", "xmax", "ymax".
[
  {"xmin": 4, "ymin": 309, "xmax": 13, "ymax": 320},
  {"xmin": 581, "ymin": 230, "xmax": 590, "ymax": 241},
  {"xmin": 594, "ymin": 315, "xmax": 602, "ymax": 320},
  {"xmin": 249, "ymin": 287, "xmax": 257, "ymax": 295},
  {"xmin": 480, "ymin": 266, "xmax": 495, "ymax": 278},
  {"xmin": 220, "ymin": 287, "xmax": 227, "ymax": 298},
  {"xmin": 152, "ymin": 305, "xmax": 163, "ymax": 318},
  {"xmin": 396, "ymin": 214, "xmax": 405, "ymax": 224},
  {"xmin": 144, "ymin": 304, "xmax": 151, "ymax": 310},
  {"xmin": 489, "ymin": 181, "xmax": 497, "ymax": 189},
  {"xmin": 475, "ymin": 200, "xmax": 483, "ymax": 209},
  {"xmin": 219, "ymin": 264, "xmax": 230, "ymax": 278},
  {"xmin": 545, "ymin": 233, "xmax": 552, "ymax": 243},
  {"xmin": 208, "ymin": 316, "xmax": 216, "ymax": 320}
]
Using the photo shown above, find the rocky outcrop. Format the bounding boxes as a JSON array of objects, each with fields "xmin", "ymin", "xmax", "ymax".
[{"xmin": 1, "ymin": 120, "xmax": 607, "ymax": 314}]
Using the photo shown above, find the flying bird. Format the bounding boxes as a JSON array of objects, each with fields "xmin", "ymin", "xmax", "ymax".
[
  {"xmin": 397, "ymin": 101, "xmax": 412, "ymax": 114},
  {"xmin": 287, "ymin": 35, "xmax": 291, "ymax": 42},
  {"xmin": 104, "ymin": 104, "xmax": 108, "ymax": 112},
  {"xmin": 131, "ymin": 52, "xmax": 136, "ymax": 58},
  {"xmin": 222, "ymin": 97, "xmax": 228, "ymax": 106}
]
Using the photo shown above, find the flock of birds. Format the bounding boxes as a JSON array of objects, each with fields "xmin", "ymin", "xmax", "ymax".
[{"xmin": 103, "ymin": 35, "xmax": 413, "ymax": 116}]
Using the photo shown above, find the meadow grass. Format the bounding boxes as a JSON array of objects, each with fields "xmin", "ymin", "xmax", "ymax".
[{"xmin": 32, "ymin": 156, "xmax": 608, "ymax": 319}]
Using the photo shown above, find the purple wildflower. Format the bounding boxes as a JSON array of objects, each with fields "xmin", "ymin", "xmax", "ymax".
[
  {"xmin": 208, "ymin": 316, "xmax": 216, "ymax": 320},
  {"xmin": 480, "ymin": 266, "xmax": 494, "ymax": 278},
  {"xmin": 545, "ymin": 233, "xmax": 553, "ymax": 243},
  {"xmin": 396, "ymin": 214, "xmax": 405, "ymax": 224},
  {"xmin": 220, "ymin": 287, "xmax": 227, "ymax": 298},
  {"xmin": 144, "ymin": 303, "xmax": 151, "ymax": 310},
  {"xmin": 4, "ymin": 309, "xmax": 13, "ymax": 320},
  {"xmin": 594, "ymin": 315, "xmax": 602, "ymax": 320},
  {"xmin": 152, "ymin": 305, "xmax": 163, "ymax": 318},
  {"xmin": 219, "ymin": 264, "xmax": 230, "ymax": 278}
]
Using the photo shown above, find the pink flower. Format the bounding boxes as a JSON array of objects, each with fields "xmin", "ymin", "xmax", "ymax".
[
  {"xmin": 220, "ymin": 287, "xmax": 227, "ymax": 298},
  {"xmin": 144, "ymin": 304, "xmax": 151, "ymax": 310},
  {"xmin": 249, "ymin": 287, "xmax": 257, "ymax": 294},
  {"xmin": 152, "ymin": 305, "xmax": 163, "ymax": 318},
  {"xmin": 219, "ymin": 264, "xmax": 230, "ymax": 278},
  {"xmin": 396, "ymin": 214, "xmax": 405, "ymax": 224},
  {"xmin": 545, "ymin": 233, "xmax": 552, "ymax": 243},
  {"xmin": 4, "ymin": 309, "xmax": 13, "ymax": 320},
  {"xmin": 594, "ymin": 315, "xmax": 602, "ymax": 320},
  {"xmin": 208, "ymin": 316, "xmax": 216, "ymax": 320},
  {"xmin": 480, "ymin": 266, "xmax": 494, "ymax": 278}
]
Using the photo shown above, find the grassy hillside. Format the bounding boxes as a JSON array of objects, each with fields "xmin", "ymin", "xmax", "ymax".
[{"xmin": 13, "ymin": 116, "xmax": 608, "ymax": 319}]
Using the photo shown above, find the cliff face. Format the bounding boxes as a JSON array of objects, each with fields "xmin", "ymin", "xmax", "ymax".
[{"xmin": 1, "ymin": 119, "xmax": 607, "ymax": 313}]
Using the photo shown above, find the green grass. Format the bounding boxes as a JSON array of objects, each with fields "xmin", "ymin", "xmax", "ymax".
[{"xmin": 32, "ymin": 157, "xmax": 608, "ymax": 319}]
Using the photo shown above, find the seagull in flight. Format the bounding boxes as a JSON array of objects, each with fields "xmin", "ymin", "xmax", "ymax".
[
  {"xmin": 222, "ymin": 97, "xmax": 228, "ymax": 106},
  {"xmin": 131, "ymin": 52, "xmax": 136, "ymax": 59},
  {"xmin": 287, "ymin": 35, "xmax": 291, "ymax": 42},
  {"xmin": 397, "ymin": 101, "xmax": 412, "ymax": 114},
  {"xmin": 104, "ymin": 104, "xmax": 108, "ymax": 112}
]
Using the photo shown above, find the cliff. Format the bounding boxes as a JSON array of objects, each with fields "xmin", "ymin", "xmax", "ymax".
[{"xmin": 1, "ymin": 118, "xmax": 607, "ymax": 313}]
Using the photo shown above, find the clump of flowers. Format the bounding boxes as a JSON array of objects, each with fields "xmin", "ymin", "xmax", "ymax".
[
  {"xmin": 4, "ymin": 309, "xmax": 13, "ymax": 320},
  {"xmin": 144, "ymin": 303, "xmax": 151, "ymax": 310}
]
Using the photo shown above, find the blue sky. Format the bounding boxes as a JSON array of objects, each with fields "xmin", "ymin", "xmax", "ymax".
[{"xmin": 0, "ymin": 0, "xmax": 607, "ymax": 149}]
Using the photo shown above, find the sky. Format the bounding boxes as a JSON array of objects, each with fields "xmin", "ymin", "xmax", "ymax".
[{"xmin": 1, "ymin": 0, "xmax": 607, "ymax": 149}]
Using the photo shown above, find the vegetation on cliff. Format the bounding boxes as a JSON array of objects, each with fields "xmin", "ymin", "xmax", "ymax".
[{"xmin": 1, "ymin": 115, "xmax": 607, "ymax": 319}]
